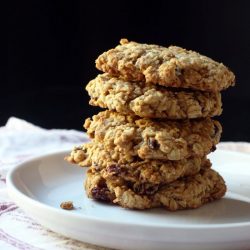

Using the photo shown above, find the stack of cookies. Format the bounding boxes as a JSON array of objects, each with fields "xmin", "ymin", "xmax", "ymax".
[{"xmin": 66, "ymin": 39, "xmax": 235, "ymax": 211}]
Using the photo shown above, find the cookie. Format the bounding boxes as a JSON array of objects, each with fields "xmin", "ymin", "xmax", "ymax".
[
  {"xmin": 65, "ymin": 142, "xmax": 211, "ymax": 185},
  {"xmin": 84, "ymin": 111, "xmax": 221, "ymax": 161},
  {"xmin": 96, "ymin": 39, "xmax": 235, "ymax": 92},
  {"xmin": 86, "ymin": 73, "xmax": 222, "ymax": 119},
  {"xmin": 85, "ymin": 167, "xmax": 226, "ymax": 210}
]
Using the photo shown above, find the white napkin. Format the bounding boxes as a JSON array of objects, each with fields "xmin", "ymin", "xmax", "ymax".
[{"xmin": 0, "ymin": 117, "xmax": 106, "ymax": 250}]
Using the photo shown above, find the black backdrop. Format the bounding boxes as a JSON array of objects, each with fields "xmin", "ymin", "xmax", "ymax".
[{"xmin": 6, "ymin": 0, "xmax": 250, "ymax": 141}]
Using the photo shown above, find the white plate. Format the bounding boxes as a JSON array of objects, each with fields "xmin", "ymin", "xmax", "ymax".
[{"xmin": 6, "ymin": 149, "xmax": 250, "ymax": 250}]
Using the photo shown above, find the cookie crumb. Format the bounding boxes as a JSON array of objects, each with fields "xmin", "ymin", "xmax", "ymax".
[{"xmin": 60, "ymin": 201, "xmax": 74, "ymax": 210}]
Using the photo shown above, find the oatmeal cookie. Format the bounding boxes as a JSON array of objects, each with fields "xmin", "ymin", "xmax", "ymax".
[
  {"xmin": 65, "ymin": 142, "xmax": 211, "ymax": 185},
  {"xmin": 85, "ymin": 168, "xmax": 226, "ymax": 210},
  {"xmin": 84, "ymin": 111, "xmax": 222, "ymax": 161},
  {"xmin": 96, "ymin": 39, "xmax": 235, "ymax": 92},
  {"xmin": 86, "ymin": 73, "xmax": 222, "ymax": 119}
]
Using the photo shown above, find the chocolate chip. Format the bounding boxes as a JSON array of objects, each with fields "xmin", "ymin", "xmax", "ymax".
[
  {"xmin": 148, "ymin": 138, "xmax": 159, "ymax": 149},
  {"xmin": 211, "ymin": 145, "xmax": 217, "ymax": 152}
]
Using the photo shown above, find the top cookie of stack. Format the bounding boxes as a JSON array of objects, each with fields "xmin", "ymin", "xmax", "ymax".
[{"xmin": 86, "ymin": 39, "xmax": 235, "ymax": 119}]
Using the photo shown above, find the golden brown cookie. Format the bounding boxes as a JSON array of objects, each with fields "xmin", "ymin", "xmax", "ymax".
[
  {"xmin": 85, "ymin": 167, "xmax": 226, "ymax": 210},
  {"xmin": 84, "ymin": 111, "xmax": 221, "ymax": 161},
  {"xmin": 96, "ymin": 39, "xmax": 235, "ymax": 92},
  {"xmin": 86, "ymin": 73, "xmax": 222, "ymax": 119},
  {"xmin": 65, "ymin": 142, "xmax": 211, "ymax": 185}
]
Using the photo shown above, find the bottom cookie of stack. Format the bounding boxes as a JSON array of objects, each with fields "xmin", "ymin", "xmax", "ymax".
[
  {"xmin": 66, "ymin": 142, "xmax": 226, "ymax": 211},
  {"xmin": 84, "ymin": 161, "xmax": 226, "ymax": 211}
]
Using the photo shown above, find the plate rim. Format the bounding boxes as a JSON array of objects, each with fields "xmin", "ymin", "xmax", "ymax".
[{"xmin": 6, "ymin": 149, "xmax": 250, "ymax": 230}]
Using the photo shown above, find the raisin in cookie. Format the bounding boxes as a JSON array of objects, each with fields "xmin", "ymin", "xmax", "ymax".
[
  {"xmin": 86, "ymin": 73, "xmax": 222, "ymax": 119},
  {"xmin": 85, "ymin": 167, "xmax": 226, "ymax": 210},
  {"xmin": 96, "ymin": 39, "xmax": 235, "ymax": 92},
  {"xmin": 84, "ymin": 111, "xmax": 222, "ymax": 161}
]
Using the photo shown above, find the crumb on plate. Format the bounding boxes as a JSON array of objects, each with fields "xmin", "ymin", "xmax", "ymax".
[{"xmin": 60, "ymin": 201, "xmax": 74, "ymax": 210}]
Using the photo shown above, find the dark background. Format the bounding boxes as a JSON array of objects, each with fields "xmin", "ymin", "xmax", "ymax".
[{"xmin": 6, "ymin": 0, "xmax": 250, "ymax": 141}]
